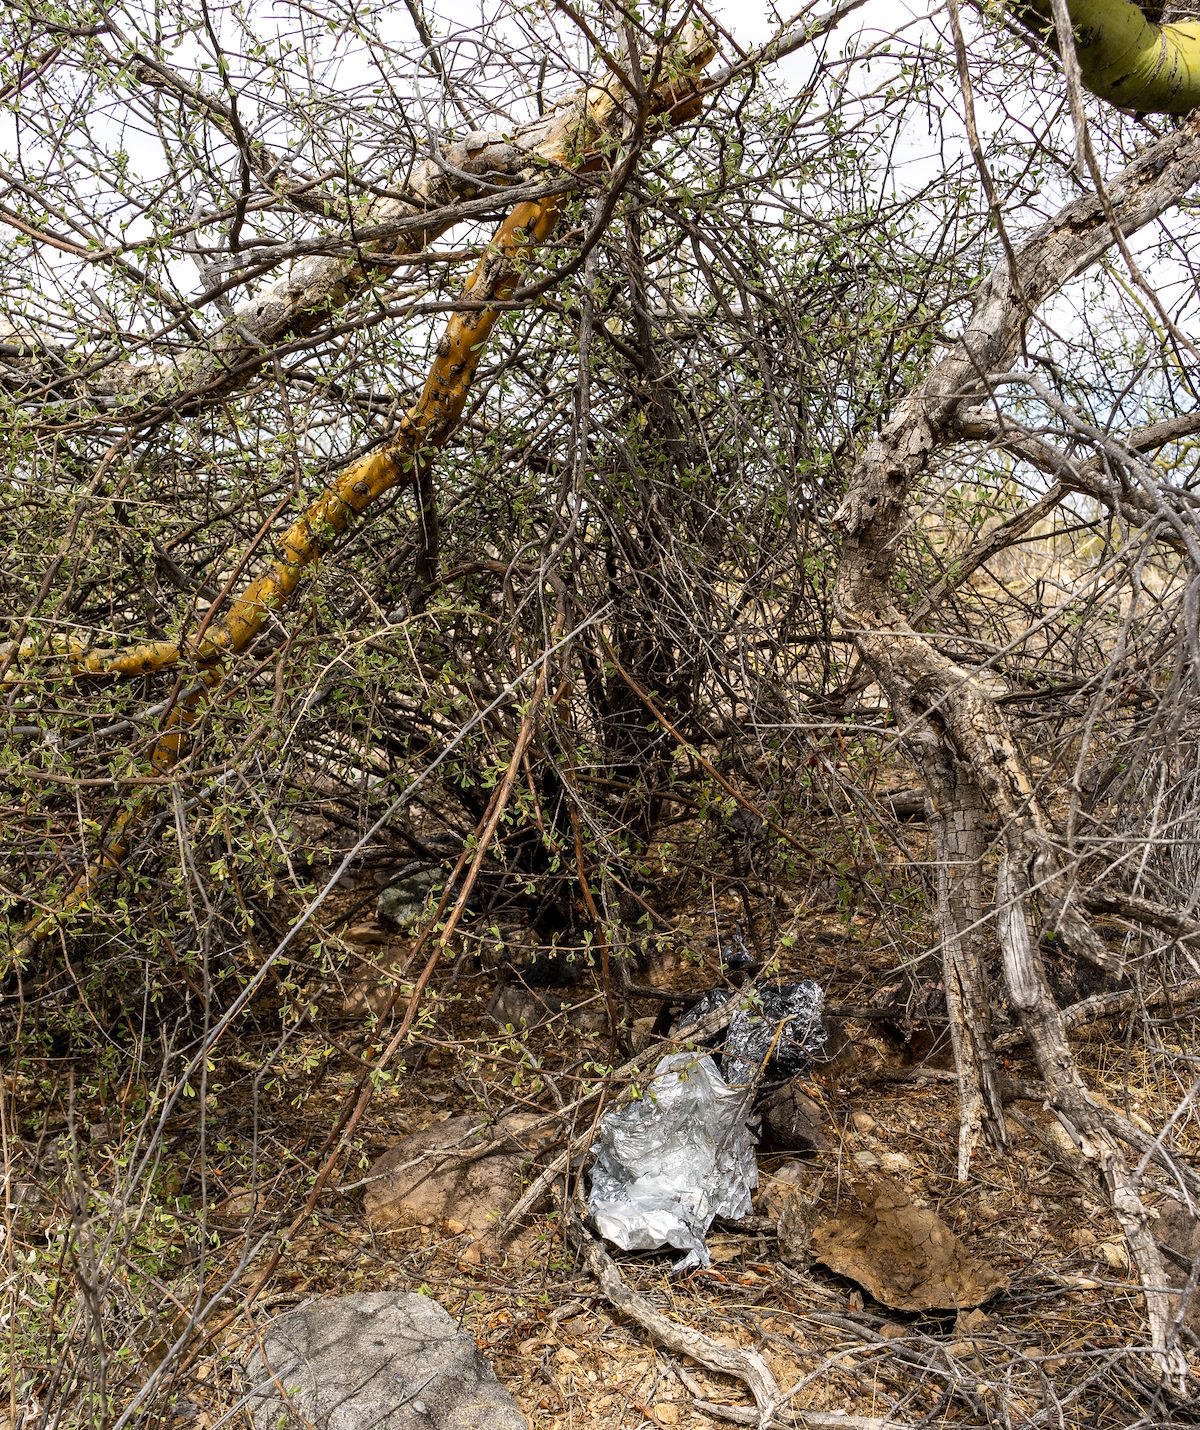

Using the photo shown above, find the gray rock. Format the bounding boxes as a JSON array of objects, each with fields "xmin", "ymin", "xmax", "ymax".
[
  {"xmin": 486, "ymin": 984, "xmax": 564, "ymax": 1030},
  {"xmin": 377, "ymin": 867, "xmax": 441, "ymax": 931},
  {"xmin": 758, "ymin": 1160, "xmax": 823, "ymax": 1268},
  {"xmin": 243, "ymin": 1291, "xmax": 528, "ymax": 1430},
  {"xmin": 363, "ymin": 1113, "xmax": 554, "ymax": 1246}
]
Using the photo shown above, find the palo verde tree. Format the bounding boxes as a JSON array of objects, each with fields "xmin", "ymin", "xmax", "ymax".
[{"xmin": 6, "ymin": 0, "xmax": 1200, "ymax": 1418}]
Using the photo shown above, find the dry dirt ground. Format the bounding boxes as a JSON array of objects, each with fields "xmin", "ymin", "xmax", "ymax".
[{"xmin": 5, "ymin": 811, "xmax": 1200, "ymax": 1430}]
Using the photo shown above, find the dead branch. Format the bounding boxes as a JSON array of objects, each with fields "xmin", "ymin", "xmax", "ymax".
[
  {"xmin": 4, "ymin": 28, "xmax": 714, "ymax": 427},
  {"xmin": 563, "ymin": 1202, "xmax": 783, "ymax": 1421},
  {"xmin": 832, "ymin": 100, "xmax": 1200, "ymax": 1392}
]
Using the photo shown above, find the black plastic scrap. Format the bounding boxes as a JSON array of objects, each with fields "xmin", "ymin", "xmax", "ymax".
[{"xmin": 675, "ymin": 977, "xmax": 826, "ymax": 1085}]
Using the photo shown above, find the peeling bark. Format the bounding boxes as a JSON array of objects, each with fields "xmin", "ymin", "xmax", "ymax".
[
  {"xmin": 931, "ymin": 769, "xmax": 1008, "ymax": 1176},
  {"xmin": 832, "ymin": 100, "xmax": 1200, "ymax": 1389}
]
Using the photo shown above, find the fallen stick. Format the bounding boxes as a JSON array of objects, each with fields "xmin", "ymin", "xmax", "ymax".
[{"xmin": 562, "ymin": 1201, "xmax": 782, "ymax": 1422}]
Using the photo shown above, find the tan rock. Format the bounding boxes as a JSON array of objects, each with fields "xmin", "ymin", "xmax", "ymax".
[
  {"xmin": 811, "ymin": 1170, "xmax": 1008, "ymax": 1311},
  {"xmin": 363, "ymin": 1112, "xmax": 555, "ymax": 1254}
]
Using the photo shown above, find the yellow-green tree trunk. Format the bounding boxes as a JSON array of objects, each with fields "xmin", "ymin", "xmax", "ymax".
[{"xmin": 1017, "ymin": 0, "xmax": 1200, "ymax": 112}]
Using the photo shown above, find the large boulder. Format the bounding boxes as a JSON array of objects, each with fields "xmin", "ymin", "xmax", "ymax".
[{"xmin": 243, "ymin": 1291, "xmax": 528, "ymax": 1430}]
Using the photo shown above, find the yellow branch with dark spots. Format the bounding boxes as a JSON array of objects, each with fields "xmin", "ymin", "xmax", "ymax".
[
  {"xmin": 7, "ymin": 198, "xmax": 568, "ymax": 963},
  {"xmin": 4, "ymin": 29, "xmax": 716, "ymax": 967},
  {"xmin": 1, "ymin": 23, "xmax": 714, "ymax": 688}
]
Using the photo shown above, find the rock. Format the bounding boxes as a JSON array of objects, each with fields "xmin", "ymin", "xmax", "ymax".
[
  {"xmin": 566, "ymin": 999, "xmax": 610, "ymax": 1036},
  {"xmin": 878, "ymin": 1150, "xmax": 914, "ymax": 1172},
  {"xmin": 629, "ymin": 1017, "xmax": 658, "ymax": 1053},
  {"xmin": 756, "ymin": 1080, "xmax": 829, "ymax": 1152},
  {"xmin": 485, "ymin": 984, "xmax": 607, "ymax": 1035},
  {"xmin": 486, "ymin": 984, "xmax": 564, "ymax": 1030},
  {"xmin": 954, "ymin": 1307, "xmax": 992, "ymax": 1343},
  {"xmin": 243, "ymin": 1291, "xmax": 528, "ymax": 1430},
  {"xmin": 757, "ymin": 1161, "xmax": 811, "ymax": 1222},
  {"xmin": 375, "ymin": 863, "xmax": 458, "ymax": 932},
  {"xmin": 811, "ymin": 1170, "xmax": 1008, "ymax": 1311},
  {"xmin": 364, "ymin": 1113, "xmax": 554, "ymax": 1250},
  {"xmin": 345, "ymin": 921, "xmax": 390, "ymax": 945},
  {"xmin": 758, "ymin": 1161, "xmax": 823, "ymax": 1268},
  {"xmin": 1097, "ymin": 1239, "xmax": 1130, "ymax": 1273},
  {"xmin": 343, "ymin": 960, "xmax": 405, "ymax": 1017},
  {"xmin": 508, "ymin": 941, "xmax": 584, "ymax": 988},
  {"xmin": 377, "ymin": 868, "xmax": 440, "ymax": 932},
  {"xmin": 213, "ymin": 1186, "xmax": 260, "ymax": 1221},
  {"xmin": 1154, "ymin": 1197, "xmax": 1200, "ymax": 1332}
]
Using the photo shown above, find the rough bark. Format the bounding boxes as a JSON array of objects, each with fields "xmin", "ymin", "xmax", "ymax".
[
  {"xmin": 930, "ymin": 769, "xmax": 1009, "ymax": 1176},
  {"xmin": 834, "ymin": 106, "xmax": 1200, "ymax": 967},
  {"xmin": 832, "ymin": 102, "xmax": 1200, "ymax": 1389},
  {"xmin": 996, "ymin": 851, "xmax": 1189, "ymax": 1388}
]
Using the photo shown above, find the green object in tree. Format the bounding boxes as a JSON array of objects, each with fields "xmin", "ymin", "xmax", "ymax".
[{"xmin": 1015, "ymin": 0, "xmax": 1200, "ymax": 112}]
